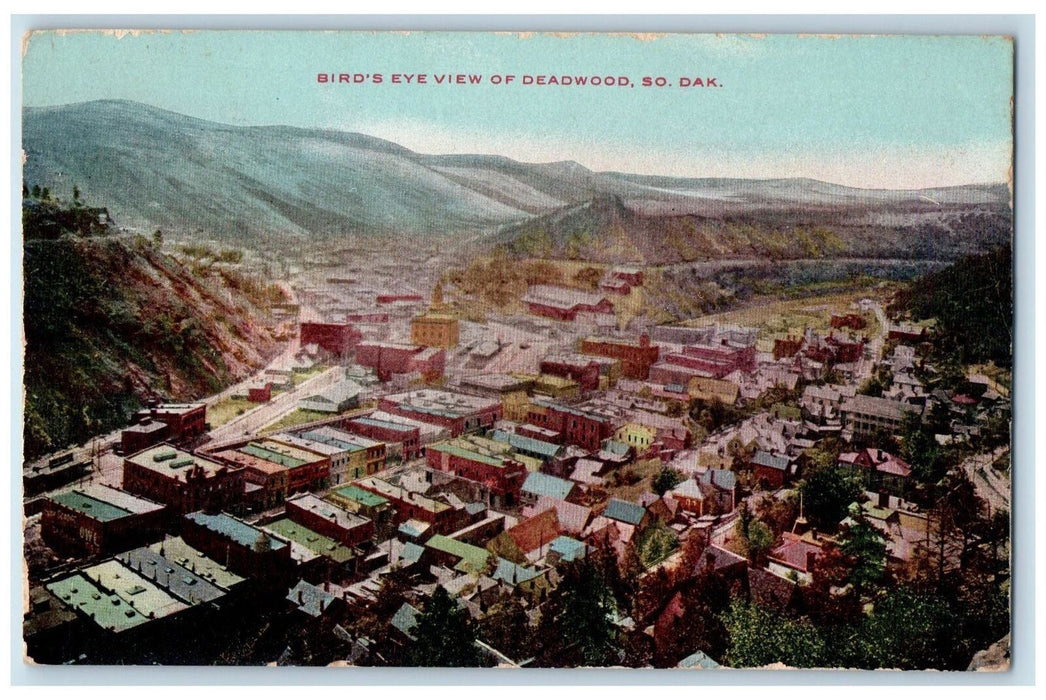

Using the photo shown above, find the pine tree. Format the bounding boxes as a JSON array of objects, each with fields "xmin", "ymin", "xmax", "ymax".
[
  {"xmin": 405, "ymin": 585, "xmax": 486, "ymax": 667},
  {"xmin": 537, "ymin": 556, "xmax": 621, "ymax": 667}
]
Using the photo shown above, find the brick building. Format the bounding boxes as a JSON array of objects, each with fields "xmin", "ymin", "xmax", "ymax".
[
  {"xmin": 298, "ymin": 426, "xmax": 387, "ymax": 483},
  {"xmin": 120, "ymin": 419, "xmax": 170, "ymax": 455},
  {"xmin": 341, "ymin": 416, "xmax": 421, "ymax": 460},
  {"xmin": 579, "ymin": 334, "xmax": 660, "ymax": 380},
  {"xmin": 284, "ymin": 493, "xmax": 375, "ymax": 548},
  {"xmin": 526, "ymin": 399, "xmax": 619, "ymax": 451},
  {"xmin": 830, "ymin": 313, "xmax": 867, "ymax": 330},
  {"xmin": 299, "ymin": 321, "xmax": 362, "ymax": 357},
  {"xmin": 376, "ymin": 293, "xmax": 424, "ymax": 305},
  {"xmin": 268, "ymin": 431, "xmax": 358, "ymax": 487},
  {"xmin": 355, "ymin": 341, "xmax": 445, "ymax": 382},
  {"xmin": 122, "ymin": 444, "xmax": 244, "ymax": 517},
  {"xmin": 41, "ymin": 484, "xmax": 167, "ymax": 557},
  {"xmin": 212, "ymin": 440, "xmax": 330, "ymax": 508},
  {"xmin": 425, "ymin": 438, "xmax": 528, "ymax": 506},
  {"xmin": 411, "ymin": 313, "xmax": 460, "ymax": 348},
  {"xmin": 181, "ymin": 511, "xmax": 293, "ymax": 585},
  {"xmin": 538, "ymin": 356, "xmax": 600, "ymax": 393},
  {"xmin": 608, "ymin": 265, "xmax": 644, "ymax": 287},
  {"xmin": 378, "ymin": 389, "xmax": 502, "ymax": 437},
  {"xmin": 133, "ymin": 403, "xmax": 207, "ymax": 442},
  {"xmin": 521, "ymin": 285, "xmax": 614, "ymax": 322},
  {"xmin": 353, "ymin": 477, "xmax": 463, "ymax": 533},
  {"xmin": 457, "ymin": 374, "xmax": 535, "ymax": 422},
  {"xmin": 773, "ymin": 336, "xmax": 805, "ymax": 360},
  {"xmin": 751, "ymin": 451, "xmax": 793, "ymax": 489}
]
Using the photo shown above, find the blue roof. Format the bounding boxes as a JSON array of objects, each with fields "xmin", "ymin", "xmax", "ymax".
[
  {"xmin": 677, "ymin": 649, "xmax": 721, "ymax": 669},
  {"xmin": 401, "ymin": 542, "xmax": 425, "ymax": 564},
  {"xmin": 699, "ymin": 468, "xmax": 737, "ymax": 491},
  {"xmin": 549, "ymin": 536, "xmax": 586, "ymax": 562},
  {"xmin": 398, "ymin": 520, "xmax": 429, "ymax": 538},
  {"xmin": 489, "ymin": 429, "xmax": 562, "ymax": 459},
  {"xmin": 286, "ymin": 579, "xmax": 336, "ymax": 618},
  {"xmin": 603, "ymin": 499, "xmax": 646, "ymax": 526},
  {"xmin": 391, "ymin": 602, "xmax": 420, "ymax": 639},
  {"xmin": 522, "ymin": 472, "xmax": 574, "ymax": 500},
  {"xmin": 492, "ymin": 558, "xmax": 544, "ymax": 586},
  {"xmin": 752, "ymin": 451, "xmax": 790, "ymax": 471},
  {"xmin": 185, "ymin": 511, "xmax": 288, "ymax": 552},
  {"xmin": 601, "ymin": 439, "xmax": 631, "ymax": 456}
]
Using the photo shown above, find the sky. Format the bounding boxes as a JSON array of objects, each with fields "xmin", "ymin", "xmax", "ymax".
[{"xmin": 21, "ymin": 30, "xmax": 1014, "ymax": 189}]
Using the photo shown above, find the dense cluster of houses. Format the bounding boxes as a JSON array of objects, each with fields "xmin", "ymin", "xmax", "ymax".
[{"xmin": 24, "ymin": 279, "xmax": 1009, "ymax": 667}]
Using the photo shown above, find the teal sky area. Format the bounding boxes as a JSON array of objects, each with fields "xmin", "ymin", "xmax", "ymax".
[{"xmin": 22, "ymin": 31, "xmax": 1013, "ymax": 189}]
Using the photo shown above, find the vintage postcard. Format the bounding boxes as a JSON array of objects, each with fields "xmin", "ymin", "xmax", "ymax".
[{"xmin": 20, "ymin": 30, "xmax": 1013, "ymax": 671}]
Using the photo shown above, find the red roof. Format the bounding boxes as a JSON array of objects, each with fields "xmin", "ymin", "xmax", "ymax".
[
  {"xmin": 839, "ymin": 448, "xmax": 912, "ymax": 479},
  {"xmin": 768, "ymin": 532, "xmax": 824, "ymax": 572},
  {"xmin": 505, "ymin": 509, "xmax": 561, "ymax": 553}
]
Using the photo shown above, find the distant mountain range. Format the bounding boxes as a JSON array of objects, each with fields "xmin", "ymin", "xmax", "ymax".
[{"xmin": 22, "ymin": 100, "xmax": 1011, "ymax": 258}]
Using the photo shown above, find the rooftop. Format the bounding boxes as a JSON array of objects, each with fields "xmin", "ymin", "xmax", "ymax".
[
  {"xmin": 115, "ymin": 547, "xmax": 226, "ymax": 604},
  {"xmin": 842, "ymin": 394, "xmax": 920, "ymax": 421},
  {"xmin": 391, "ymin": 602, "xmax": 420, "ymax": 639},
  {"xmin": 492, "ymin": 558, "xmax": 544, "ymax": 586},
  {"xmin": 125, "ymin": 444, "xmax": 229, "ymax": 482},
  {"xmin": 426, "ymin": 534, "xmax": 492, "ymax": 573},
  {"xmin": 287, "ymin": 580, "xmax": 338, "ymax": 618},
  {"xmin": 428, "ymin": 440, "xmax": 519, "ymax": 469},
  {"xmin": 262, "ymin": 519, "xmax": 355, "ymax": 564},
  {"xmin": 122, "ymin": 420, "xmax": 169, "ymax": 435},
  {"xmin": 303, "ymin": 379, "xmax": 363, "ymax": 405},
  {"xmin": 385, "ymin": 389, "xmax": 499, "ymax": 417},
  {"xmin": 603, "ymin": 499, "xmax": 646, "ymax": 526},
  {"xmin": 504, "ymin": 509, "xmax": 561, "ymax": 553},
  {"xmin": 144, "ymin": 403, "xmax": 205, "ymax": 415},
  {"xmin": 752, "ymin": 451, "xmax": 790, "ymax": 472},
  {"xmin": 286, "ymin": 492, "xmax": 371, "ymax": 530},
  {"xmin": 522, "ymin": 472, "xmax": 575, "ymax": 501},
  {"xmin": 327, "ymin": 484, "xmax": 390, "ymax": 508},
  {"xmin": 461, "ymin": 374, "xmax": 532, "ymax": 392},
  {"xmin": 267, "ymin": 433, "xmax": 347, "ymax": 457},
  {"xmin": 79, "ymin": 484, "xmax": 166, "ymax": 515},
  {"xmin": 250, "ymin": 440, "xmax": 323, "ymax": 466},
  {"xmin": 488, "ymin": 430, "xmax": 562, "ymax": 459},
  {"xmin": 344, "ymin": 416, "xmax": 417, "ymax": 434},
  {"xmin": 184, "ymin": 511, "xmax": 289, "ymax": 553},
  {"xmin": 46, "ymin": 573, "xmax": 148, "ymax": 634},
  {"xmin": 300, "ymin": 426, "xmax": 381, "ymax": 452},
  {"xmin": 82, "ymin": 559, "xmax": 187, "ymax": 620},
  {"xmin": 531, "ymin": 399, "xmax": 614, "ymax": 424},
  {"xmin": 149, "ymin": 537, "xmax": 246, "ymax": 590},
  {"xmin": 549, "ymin": 535, "xmax": 587, "ymax": 562},
  {"xmin": 698, "ymin": 468, "xmax": 737, "ymax": 491},
  {"xmin": 355, "ymin": 477, "xmax": 451, "ymax": 514},
  {"xmin": 526, "ymin": 496, "xmax": 592, "ymax": 536},
  {"xmin": 769, "ymin": 532, "xmax": 825, "ymax": 572},
  {"xmin": 49, "ymin": 491, "xmax": 133, "ymax": 523}
]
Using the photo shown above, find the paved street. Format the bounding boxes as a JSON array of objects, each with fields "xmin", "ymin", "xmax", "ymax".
[{"xmin": 206, "ymin": 365, "xmax": 344, "ymax": 444}]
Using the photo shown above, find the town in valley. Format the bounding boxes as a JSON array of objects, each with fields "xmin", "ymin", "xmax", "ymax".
[{"xmin": 22, "ymin": 199, "xmax": 1012, "ymax": 669}]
